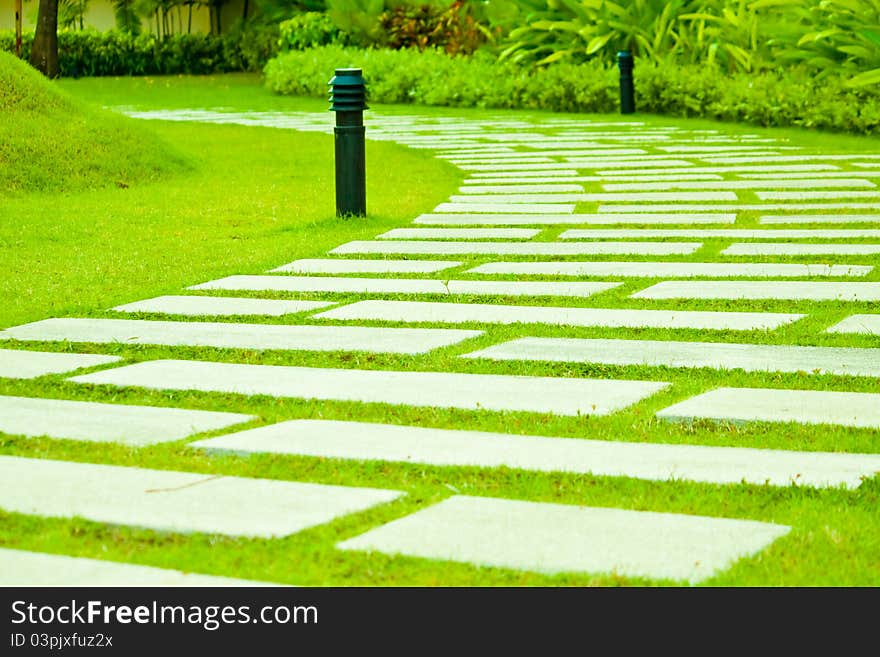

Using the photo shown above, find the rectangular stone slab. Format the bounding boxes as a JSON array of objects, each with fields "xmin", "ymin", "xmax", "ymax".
[
  {"xmin": 458, "ymin": 184, "xmax": 586, "ymax": 193},
  {"xmin": 597, "ymin": 165, "xmax": 839, "ymax": 175},
  {"xmin": 337, "ymin": 496, "xmax": 790, "ymax": 583},
  {"xmin": 192, "ymin": 419, "xmax": 880, "ymax": 489},
  {"xmin": 448, "ymin": 192, "xmax": 739, "ymax": 203},
  {"xmin": 0, "ymin": 318, "xmax": 482, "ymax": 355},
  {"xmin": 722, "ymin": 243, "xmax": 880, "ymax": 256},
  {"xmin": 0, "ymin": 395, "xmax": 255, "ymax": 445},
  {"xmin": 602, "ymin": 179, "xmax": 875, "ymax": 191},
  {"xmin": 760, "ymin": 214, "xmax": 880, "ymax": 224},
  {"xmin": 470, "ymin": 169, "xmax": 580, "ymax": 177},
  {"xmin": 269, "ymin": 258, "xmax": 462, "ymax": 274},
  {"xmin": 434, "ymin": 203, "xmax": 576, "ymax": 214},
  {"xmin": 632, "ymin": 281, "xmax": 880, "ymax": 302},
  {"xmin": 462, "ymin": 337, "xmax": 880, "ymax": 377},
  {"xmin": 467, "ymin": 174, "xmax": 725, "ymax": 183},
  {"xmin": 69, "ymin": 359, "xmax": 669, "ymax": 416},
  {"xmin": 190, "ymin": 274, "xmax": 620, "ymax": 298},
  {"xmin": 0, "ymin": 549, "xmax": 281, "ymax": 586},
  {"xmin": 329, "ymin": 241, "xmax": 702, "ymax": 256},
  {"xmin": 0, "ymin": 455, "xmax": 402, "ymax": 538},
  {"xmin": 454, "ymin": 163, "xmax": 585, "ymax": 171},
  {"xmin": 560, "ymin": 228, "xmax": 880, "ymax": 239},
  {"xmin": 377, "ymin": 228, "xmax": 542, "ymax": 240},
  {"xmin": 826, "ymin": 314, "xmax": 880, "ymax": 335},
  {"xmin": 414, "ymin": 213, "xmax": 737, "ymax": 225},
  {"xmin": 315, "ymin": 300, "xmax": 803, "ymax": 331},
  {"xmin": 756, "ymin": 191, "xmax": 880, "ymax": 200},
  {"xmin": 469, "ymin": 261, "xmax": 870, "ymax": 278},
  {"xmin": 656, "ymin": 387, "xmax": 880, "ymax": 431},
  {"xmin": 707, "ymin": 154, "xmax": 880, "ymax": 164},
  {"xmin": 0, "ymin": 349, "xmax": 120, "ymax": 379},
  {"xmin": 112, "ymin": 295, "xmax": 334, "ymax": 317}
]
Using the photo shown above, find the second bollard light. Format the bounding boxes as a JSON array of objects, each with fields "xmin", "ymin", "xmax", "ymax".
[
  {"xmin": 617, "ymin": 50, "xmax": 635, "ymax": 115},
  {"xmin": 329, "ymin": 68, "xmax": 368, "ymax": 217}
]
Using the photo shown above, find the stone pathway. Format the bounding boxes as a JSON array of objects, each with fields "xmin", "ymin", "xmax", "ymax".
[{"xmin": 3, "ymin": 108, "xmax": 879, "ymax": 584}]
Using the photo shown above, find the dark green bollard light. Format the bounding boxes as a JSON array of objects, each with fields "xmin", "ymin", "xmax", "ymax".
[
  {"xmin": 329, "ymin": 68, "xmax": 368, "ymax": 217},
  {"xmin": 617, "ymin": 51, "xmax": 635, "ymax": 115}
]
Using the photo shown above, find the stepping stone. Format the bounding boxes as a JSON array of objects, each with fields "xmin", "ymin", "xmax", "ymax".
[
  {"xmin": 707, "ymin": 155, "xmax": 880, "ymax": 164},
  {"xmin": 597, "ymin": 165, "xmax": 839, "ymax": 175},
  {"xmin": 657, "ymin": 387, "xmax": 880, "ymax": 431},
  {"xmin": 602, "ymin": 179, "xmax": 875, "ymax": 191},
  {"xmin": 757, "ymin": 191, "xmax": 880, "ymax": 200},
  {"xmin": 599, "ymin": 203, "xmax": 880, "ymax": 213},
  {"xmin": 315, "ymin": 300, "xmax": 803, "ymax": 331},
  {"xmin": 190, "ymin": 274, "xmax": 620, "ymax": 298},
  {"xmin": 462, "ymin": 337, "xmax": 880, "ymax": 377},
  {"xmin": 659, "ymin": 145, "xmax": 789, "ymax": 152},
  {"xmin": 337, "ymin": 496, "xmax": 790, "ymax": 583},
  {"xmin": 69, "ymin": 359, "xmax": 669, "ymax": 416},
  {"xmin": 0, "ymin": 455, "xmax": 402, "ymax": 538},
  {"xmin": 0, "ymin": 318, "xmax": 482, "ymax": 356},
  {"xmin": 569, "ymin": 160, "xmax": 697, "ymax": 169},
  {"xmin": 469, "ymin": 261, "xmax": 869, "ymax": 278},
  {"xmin": 560, "ymin": 228, "xmax": 880, "ymax": 239},
  {"xmin": 112, "ymin": 295, "xmax": 333, "ymax": 317},
  {"xmin": 192, "ymin": 419, "xmax": 880, "ymax": 489},
  {"xmin": 741, "ymin": 172, "xmax": 880, "ymax": 180},
  {"xmin": 414, "ymin": 213, "xmax": 736, "ymax": 225},
  {"xmin": 0, "ymin": 349, "xmax": 120, "ymax": 380},
  {"xmin": 330, "ymin": 241, "xmax": 702, "ymax": 256},
  {"xmin": 455, "ymin": 163, "xmax": 584, "ymax": 171},
  {"xmin": 458, "ymin": 184, "xmax": 586, "ymax": 194},
  {"xmin": 0, "ymin": 549, "xmax": 281, "ymax": 586},
  {"xmin": 722, "ymin": 243, "xmax": 880, "ymax": 256},
  {"xmin": 854, "ymin": 162, "xmax": 880, "ymax": 168},
  {"xmin": 269, "ymin": 259, "xmax": 462, "ymax": 274},
  {"xmin": 632, "ymin": 281, "xmax": 880, "ymax": 302},
  {"xmin": 448, "ymin": 192, "xmax": 739, "ymax": 203},
  {"xmin": 826, "ymin": 314, "xmax": 880, "ymax": 335},
  {"xmin": 0, "ymin": 395, "xmax": 255, "ymax": 446},
  {"xmin": 449, "ymin": 149, "xmax": 645, "ymax": 158},
  {"xmin": 435, "ymin": 203, "xmax": 576, "ymax": 214},
  {"xmin": 465, "ymin": 174, "xmax": 723, "ymax": 184},
  {"xmin": 470, "ymin": 169, "xmax": 580, "ymax": 177},
  {"xmin": 377, "ymin": 228, "xmax": 541, "ymax": 240},
  {"xmin": 448, "ymin": 158, "xmax": 556, "ymax": 165},
  {"xmin": 760, "ymin": 214, "xmax": 880, "ymax": 224}
]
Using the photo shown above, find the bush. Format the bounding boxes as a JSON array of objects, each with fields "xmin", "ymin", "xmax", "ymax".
[
  {"xmin": 278, "ymin": 12, "xmax": 344, "ymax": 51},
  {"xmin": 0, "ymin": 27, "xmax": 278, "ymax": 77},
  {"xmin": 264, "ymin": 45, "xmax": 880, "ymax": 134}
]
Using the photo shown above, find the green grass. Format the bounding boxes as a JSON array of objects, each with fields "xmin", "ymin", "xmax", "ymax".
[{"xmin": 0, "ymin": 74, "xmax": 878, "ymax": 586}]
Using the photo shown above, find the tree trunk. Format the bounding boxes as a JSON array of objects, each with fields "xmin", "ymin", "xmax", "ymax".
[{"xmin": 29, "ymin": 0, "xmax": 59, "ymax": 78}]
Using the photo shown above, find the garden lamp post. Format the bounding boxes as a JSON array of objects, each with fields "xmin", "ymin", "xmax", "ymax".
[
  {"xmin": 15, "ymin": 0, "xmax": 22, "ymax": 57},
  {"xmin": 329, "ymin": 68, "xmax": 367, "ymax": 217},
  {"xmin": 617, "ymin": 51, "xmax": 635, "ymax": 114}
]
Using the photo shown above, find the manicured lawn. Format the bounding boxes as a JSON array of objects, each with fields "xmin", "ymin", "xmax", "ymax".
[{"xmin": 0, "ymin": 74, "xmax": 877, "ymax": 586}]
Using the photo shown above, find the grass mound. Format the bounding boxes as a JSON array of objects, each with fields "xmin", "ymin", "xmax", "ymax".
[{"xmin": 0, "ymin": 52, "xmax": 190, "ymax": 194}]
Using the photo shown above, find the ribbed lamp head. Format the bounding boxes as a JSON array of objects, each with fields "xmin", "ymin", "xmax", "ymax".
[
  {"xmin": 329, "ymin": 68, "xmax": 368, "ymax": 112},
  {"xmin": 617, "ymin": 50, "xmax": 634, "ymax": 71}
]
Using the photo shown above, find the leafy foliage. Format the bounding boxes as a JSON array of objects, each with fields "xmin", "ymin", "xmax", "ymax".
[{"xmin": 278, "ymin": 12, "xmax": 345, "ymax": 50}]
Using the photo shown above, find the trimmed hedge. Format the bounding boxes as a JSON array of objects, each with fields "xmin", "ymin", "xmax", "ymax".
[
  {"xmin": 264, "ymin": 46, "xmax": 880, "ymax": 134},
  {"xmin": 0, "ymin": 28, "xmax": 279, "ymax": 77}
]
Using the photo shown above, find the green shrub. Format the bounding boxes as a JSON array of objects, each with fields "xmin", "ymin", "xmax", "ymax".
[
  {"xmin": 264, "ymin": 45, "xmax": 880, "ymax": 134},
  {"xmin": 279, "ymin": 12, "xmax": 344, "ymax": 51}
]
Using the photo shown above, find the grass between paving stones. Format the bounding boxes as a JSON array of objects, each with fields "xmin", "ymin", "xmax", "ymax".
[{"xmin": 0, "ymin": 74, "xmax": 878, "ymax": 586}]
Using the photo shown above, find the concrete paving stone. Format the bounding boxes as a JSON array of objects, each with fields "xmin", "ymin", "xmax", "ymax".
[
  {"xmin": 853, "ymin": 162, "xmax": 880, "ymax": 168},
  {"xmin": 602, "ymin": 179, "xmax": 875, "ymax": 191},
  {"xmin": 599, "ymin": 203, "xmax": 880, "ymax": 213},
  {"xmin": 191, "ymin": 274, "xmax": 620, "ymax": 297},
  {"xmin": 560, "ymin": 228, "xmax": 880, "ymax": 239},
  {"xmin": 465, "ymin": 175, "xmax": 725, "ymax": 184},
  {"xmin": 445, "ymin": 149, "xmax": 647, "ymax": 158},
  {"xmin": 0, "ymin": 548, "xmax": 282, "ymax": 586},
  {"xmin": 192, "ymin": 418, "xmax": 880, "ymax": 489},
  {"xmin": 315, "ymin": 300, "xmax": 803, "ymax": 331},
  {"xmin": 112, "ymin": 295, "xmax": 334, "ymax": 317},
  {"xmin": 571, "ymin": 160, "xmax": 698, "ymax": 169},
  {"xmin": 0, "ymin": 318, "xmax": 482, "ymax": 355},
  {"xmin": 632, "ymin": 281, "xmax": 880, "ymax": 302},
  {"xmin": 462, "ymin": 337, "xmax": 880, "ymax": 377},
  {"xmin": 337, "ymin": 495, "xmax": 790, "ymax": 583},
  {"xmin": 740, "ymin": 171, "xmax": 880, "ymax": 180},
  {"xmin": 0, "ymin": 455, "xmax": 402, "ymax": 538},
  {"xmin": 377, "ymin": 228, "xmax": 542, "ymax": 240},
  {"xmin": 0, "ymin": 349, "xmax": 120, "ymax": 380},
  {"xmin": 469, "ymin": 261, "xmax": 869, "ymax": 278},
  {"xmin": 825, "ymin": 314, "xmax": 880, "ymax": 335},
  {"xmin": 434, "ymin": 203, "xmax": 576, "ymax": 214},
  {"xmin": 69, "ymin": 359, "xmax": 668, "ymax": 416},
  {"xmin": 458, "ymin": 184, "xmax": 586, "ymax": 194},
  {"xmin": 658, "ymin": 145, "xmax": 789, "ymax": 152},
  {"xmin": 470, "ymin": 169, "xmax": 580, "ymax": 177},
  {"xmin": 269, "ymin": 258, "xmax": 462, "ymax": 274},
  {"xmin": 760, "ymin": 214, "xmax": 880, "ymax": 224},
  {"xmin": 448, "ymin": 158, "xmax": 556, "ymax": 166},
  {"xmin": 657, "ymin": 387, "xmax": 880, "ymax": 431},
  {"xmin": 707, "ymin": 154, "xmax": 880, "ymax": 164},
  {"xmin": 455, "ymin": 163, "xmax": 578, "ymax": 171},
  {"xmin": 414, "ymin": 213, "xmax": 736, "ymax": 225},
  {"xmin": 463, "ymin": 177, "xmax": 601, "ymax": 185},
  {"xmin": 757, "ymin": 191, "xmax": 880, "ymax": 200},
  {"xmin": 722, "ymin": 243, "xmax": 880, "ymax": 256},
  {"xmin": 0, "ymin": 394, "xmax": 255, "ymax": 445},
  {"xmin": 329, "ymin": 240, "xmax": 702, "ymax": 256},
  {"xmin": 597, "ymin": 164, "xmax": 840, "ymax": 176},
  {"xmin": 448, "ymin": 192, "xmax": 739, "ymax": 203}
]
